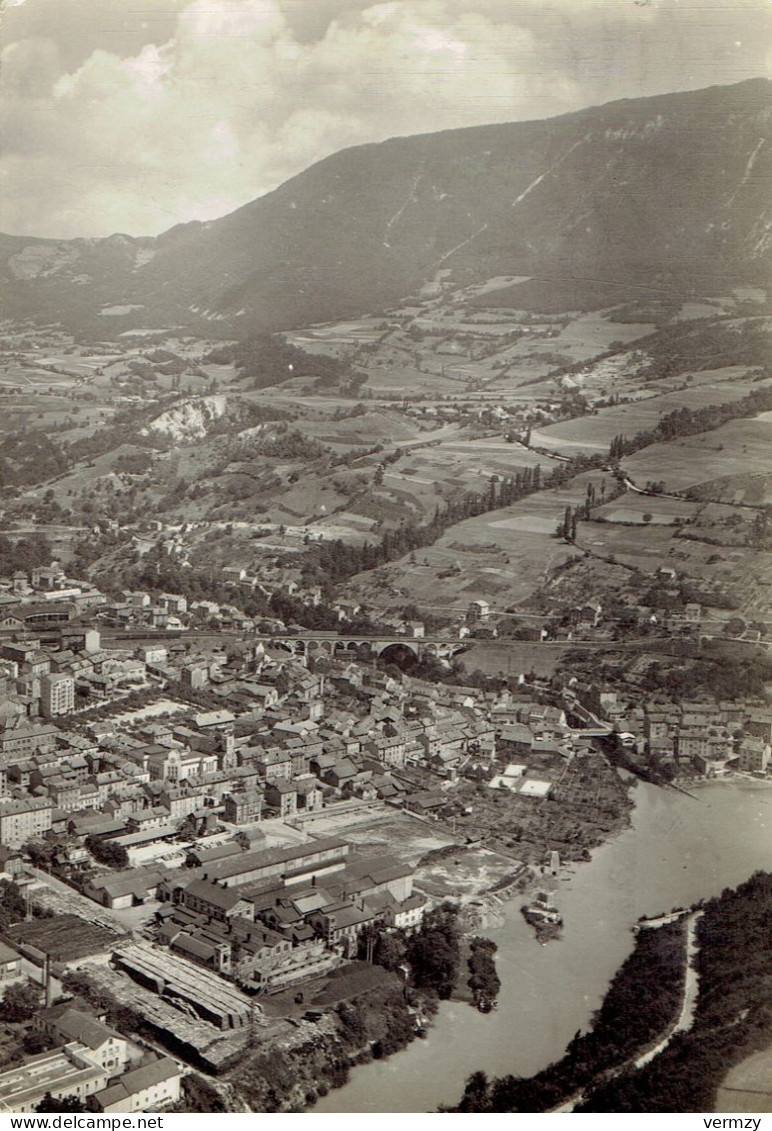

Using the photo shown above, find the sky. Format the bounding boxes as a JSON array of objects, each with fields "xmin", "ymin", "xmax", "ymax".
[{"xmin": 0, "ymin": 0, "xmax": 769, "ymax": 239}]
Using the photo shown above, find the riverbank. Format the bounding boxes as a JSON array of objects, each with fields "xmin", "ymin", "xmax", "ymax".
[
  {"xmin": 450, "ymin": 915, "xmax": 688, "ymax": 1111},
  {"xmin": 222, "ymin": 965, "xmax": 433, "ymax": 1112},
  {"xmin": 680, "ymin": 772, "xmax": 772, "ymax": 792},
  {"xmin": 313, "ymin": 778, "xmax": 772, "ymax": 1113},
  {"xmin": 578, "ymin": 871, "xmax": 772, "ymax": 1112}
]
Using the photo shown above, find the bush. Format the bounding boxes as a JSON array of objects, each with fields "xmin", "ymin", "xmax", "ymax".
[
  {"xmin": 85, "ymin": 836, "xmax": 129, "ymax": 870},
  {"xmin": 0, "ymin": 983, "xmax": 40, "ymax": 1023},
  {"xmin": 181, "ymin": 1074, "xmax": 228, "ymax": 1113},
  {"xmin": 406, "ymin": 903, "xmax": 460, "ymax": 1000}
]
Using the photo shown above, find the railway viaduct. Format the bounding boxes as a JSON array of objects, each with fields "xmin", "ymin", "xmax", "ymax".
[{"xmin": 260, "ymin": 632, "xmax": 466, "ymax": 665}]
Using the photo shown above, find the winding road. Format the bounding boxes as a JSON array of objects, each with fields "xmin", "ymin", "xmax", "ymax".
[{"xmin": 551, "ymin": 910, "xmax": 703, "ymax": 1112}]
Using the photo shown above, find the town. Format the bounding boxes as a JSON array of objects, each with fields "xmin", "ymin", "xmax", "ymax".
[
  {"xmin": 0, "ymin": 543, "xmax": 766, "ymax": 1112},
  {"xmin": 0, "ymin": 33, "xmax": 770, "ymax": 1114}
]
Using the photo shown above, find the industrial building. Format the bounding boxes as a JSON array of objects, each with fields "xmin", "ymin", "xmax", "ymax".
[
  {"xmin": 0, "ymin": 1043, "xmax": 109, "ymax": 1113},
  {"xmin": 112, "ymin": 942, "xmax": 256, "ymax": 1030}
]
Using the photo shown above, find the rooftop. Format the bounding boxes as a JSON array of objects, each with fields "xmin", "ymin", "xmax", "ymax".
[{"xmin": 93, "ymin": 1057, "xmax": 179, "ymax": 1108}]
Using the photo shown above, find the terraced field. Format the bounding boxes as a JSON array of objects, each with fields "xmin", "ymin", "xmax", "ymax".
[{"xmin": 344, "ymin": 479, "xmax": 604, "ymax": 610}]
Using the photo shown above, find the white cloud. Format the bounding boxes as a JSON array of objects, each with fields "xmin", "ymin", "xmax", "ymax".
[{"xmin": 0, "ymin": 0, "xmax": 768, "ymax": 238}]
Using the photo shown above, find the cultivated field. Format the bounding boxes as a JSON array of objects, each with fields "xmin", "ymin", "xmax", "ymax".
[
  {"xmin": 345, "ymin": 482, "xmax": 600, "ymax": 610},
  {"xmin": 533, "ymin": 373, "xmax": 766, "ymax": 455},
  {"xmin": 621, "ymin": 418, "xmax": 772, "ymax": 493},
  {"xmin": 716, "ymin": 1046, "xmax": 772, "ymax": 1113},
  {"xmin": 459, "ymin": 640, "xmax": 575, "ymax": 677},
  {"xmin": 297, "ymin": 409, "xmax": 422, "ymax": 449},
  {"xmin": 593, "ymin": 494, "xmax": 700, "ymax": 524}
]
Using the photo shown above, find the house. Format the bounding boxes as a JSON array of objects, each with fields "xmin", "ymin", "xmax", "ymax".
[
  {"xmin": 497, "ymin": 723, "xmax": 533, "ymax": 757},
  {"xmin": 644, "ymin": 708, "xmax": 677, "ymax": 756},
  {"xmin": 255, "ymin": 748, "xmax": 292, "ymax": 780},
  {"xmin": 158, "ymin": 593, "xmax": 187, "ymax": 615},
  {"xmin": 90, "ymin": 1057, "xmax": 181, "ymax": 1113},
  {"xmin": 126, "ymin": 806, "xmax": 173, "ymax": 832},
  {"xmin": 0, "ymin": 847, "xmax": 24, "ymax": 878},
  {"xmin": 0, "ymin": 797, "xmax": 53, "ymax": 846},
  {"xmin": 737, "ymin": 736, "xmax": 770, "ymax": 774},
  {"xmin": 372, "ymin": 773, "xmax": 407, "ymax": 803},
  {"xmin": 334, "ymin": 601, "xmax": 360, "ymax": 621},
  {"xmin": 307, "ymin": 900, "xmax": 377, "ymax": 956},
  {"xmin": 223, "ymin": 790, "xmax": 263, "ymax": 824},
  {"xmin": 405, "ymin": 790, "xmax": 446, "ymax": 816},
  {"xmin": 181, "ymin": 878, "xmax": 254, "ymax": 922},
  {"xmin": 11, "ymin": 571, "xmax": 28, "ymax": 593},
  {"xmin": 159, "ymin": 784, "xmax": 206, "ymax": 821},
  {"xmin": 361, "ymin": 887, "xmax": 427, "ymax": 932},
  {"xmin": 248, "ymin": 684, "xmax": 279, "ymax": 710},
  {"xmin": 350, "ymin": 772, "xmax": 377, "ymax": 801},
  {"xmin": 676, "ymin": 727, "xmax": 729, "ymax": 762},
  {"xmin": 322, "ymin": 759, "xmax": 359, "ymax": 790},
  {"xmin": 264, "ymin": 779, "xmax": 297, "ymax": 818},
  {"xmin": 49, "ymin": 1011, "xmax": 128, "ymax": 1074},
  {"xmin": 571, "ymin": 601, "xmax": 602, "ymax": 629},
  {"xmin": 296, "ymin": 778, "xmax": 324, "ymax": 812},
  {"xmin": 124, "ymin": 591, "xmax": 151, "ymax": 608},
  {"xmin": 41, "ymin": 674, "xmax": 75, "ymax": 717},
  {"xmin": 182, "ymin": 662, "xmax": 209, "ymax": 691},
  {"xmin": 83, "ymin": 867, "xmax": 166, "ymax": 909},
  {"xmin": 222, "ymin": 566, "xmax": 247, "ymax": 583},
  {"xmin": 746, "ymin": 714, "xmax": 772, "ymax": 744},
  {"xmin": 194, "ymin": 709, "xmax": 235, "ymax": 731},
  {"xmin": 364, "ymin": 734, "xmax": 406, "ymax": 769},
  {"xmin": 466, "ymin": 600, "xmax": 490, "ymax": 624},
  {"xmin": 31, "ymin": 564, "xmax": 65, "ymax": 590}
]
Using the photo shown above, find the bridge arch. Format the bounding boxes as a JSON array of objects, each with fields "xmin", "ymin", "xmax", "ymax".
[
  {"xmin": 377, "ymin": 641, "xmax": 419, "ymax": 669},
  {"xmin": 346, "ymin": 640, "xmax": 373, "ymax": 657}
]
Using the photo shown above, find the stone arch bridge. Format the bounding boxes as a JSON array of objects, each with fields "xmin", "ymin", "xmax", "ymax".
[{"xmin": 257, "ymin": 632, "xmax": 465, "ymax": 665}]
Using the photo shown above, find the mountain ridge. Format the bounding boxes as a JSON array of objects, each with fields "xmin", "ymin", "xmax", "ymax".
[{"xmin": 2, "ymin": 77, "xmax": 770, "ymax": 334}]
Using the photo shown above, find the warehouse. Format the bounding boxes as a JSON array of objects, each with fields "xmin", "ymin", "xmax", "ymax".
[{"xmin": 112, "ymin": 943, "xmax": 255, "ymax": 1030}]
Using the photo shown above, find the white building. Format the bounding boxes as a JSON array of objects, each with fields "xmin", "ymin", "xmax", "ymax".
[
  {"xmin": 91, "ymin": 1057, "xmax": 181, "ymax": 1113},
  {"xmin": 41, "ymin": 673, "xmax": 75, "ymax": 717}
]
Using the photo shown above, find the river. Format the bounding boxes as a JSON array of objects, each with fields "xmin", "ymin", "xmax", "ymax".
[{"xmin": 314, "ymin": 778, "xmax": 772, "ymax": 1113}]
